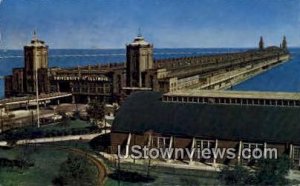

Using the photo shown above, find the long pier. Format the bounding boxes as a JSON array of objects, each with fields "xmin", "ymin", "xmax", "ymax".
[{"xmin": 196, "ymin": 54, "xmax": 290, "ymax": 90}]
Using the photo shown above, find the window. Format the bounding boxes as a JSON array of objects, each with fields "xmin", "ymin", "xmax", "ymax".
[
  {"xmin": 242, "ymin": 142, "xmax": 264, "ymax": 164},
  {"xmin": 195, "ymin": 139, "xmax": 215, "ymax": 162},
  {"xmin": 152, "ymin": 136, "xmax": 171, "ymax": 148},
  {"xmin": 293, "ymin": 146, "xmax": 300, "ymax": 168},
  {"xmin": 193, "ymin": 97, "xmax": 198, "ymax": 103},
  {"xmin": 195, "ymin": 139, "xmax": 215, "ymax": 150}
]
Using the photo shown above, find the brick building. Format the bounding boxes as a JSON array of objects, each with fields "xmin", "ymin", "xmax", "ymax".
[{"xmin": 5, "ymin": 33, "xmax": 50, "ymax": 97}]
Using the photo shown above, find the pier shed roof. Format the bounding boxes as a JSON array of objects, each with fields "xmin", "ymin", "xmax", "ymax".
[
  {"xmin": 112, "ymin": 91, "xmax": 300, "ymax": 144},
  {"xmin": 164, "ymin": 90, "xmax": 300, "ymax": 101}
]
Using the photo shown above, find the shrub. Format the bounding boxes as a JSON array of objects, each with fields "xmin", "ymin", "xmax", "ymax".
[{"xmin": 53, "ymin": 153, "xmax": 98, "ymax": 186}]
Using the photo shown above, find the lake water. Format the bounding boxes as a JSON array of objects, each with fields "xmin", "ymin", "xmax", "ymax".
[{"xmin": 0, "ymin": 48, "xmax": 299, "ymax": 98}]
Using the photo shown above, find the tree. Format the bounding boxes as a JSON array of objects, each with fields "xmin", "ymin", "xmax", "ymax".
[
  {"xmin": 256, "ymin": 155, "xmax": 290, "ymax": 185},
  {"xmin": 86, "ymin": 101, "xmax": 105, "ymax": 127},
  {"xmin": 53, "ymin": 153, "xmax": 98, "ymax": 186},
  {"xmin": 219, "ymin": 156, "xmax": 291, "ymax": 185},
  {"xmin": 219, "ymin": 165, "xmax": 256, "ymax": 185}
]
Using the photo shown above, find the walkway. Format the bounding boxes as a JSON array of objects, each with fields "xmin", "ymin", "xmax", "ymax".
[
  {"xmin": 0, "ymin": 92, "xmax": 72, "ymax": 107},
  {"xmin": 0, "ymin": 131, "xmax": 110, "ymax": 146}
]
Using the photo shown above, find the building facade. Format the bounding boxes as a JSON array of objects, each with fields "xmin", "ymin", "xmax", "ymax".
[
  {"xmin": 24, "ymin": 35, "xmax": 49, "ymax": 93},
  {"xmin": 5, "ymin": 34, "xmax": 50, "ymax": 97},
  {"xmin": 110, "ymin": 91, "xmax": 300, "ymax": 169},
  {"xmin": 49, "ymin": 64, "xmax": 125, "ymax": 103},
  {"xmin": 5, "ymin": 35, "xmax": 290, "ymax": 103},
  {"xmin": 126, "ymin": 34, "xmax": 153, "ymax": 88}
]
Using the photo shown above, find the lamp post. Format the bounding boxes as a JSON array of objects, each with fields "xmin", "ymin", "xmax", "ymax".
[
  {"xmin": 35, "ymin": 58, "xmax": 40, "ymax": 128},
  {"xmin": 34, "ymin": 31, "xmax": 40, "ymax": 128},
  {"xmin": 0, "ymin": 106, "xmax": 3, "ymax": 133}
]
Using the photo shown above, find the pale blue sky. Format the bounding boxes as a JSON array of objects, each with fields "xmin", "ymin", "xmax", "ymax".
[{"xmin": 0, "ymin": 0, "xmax": 300, "ymax": 49}]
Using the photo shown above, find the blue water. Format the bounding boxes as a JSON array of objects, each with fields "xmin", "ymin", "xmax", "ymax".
[
  {"xmin": 0, "ymin": 48, "xmax": 299, "ymax": 98},
  {"xmin": 233, "ymin": 48, "xmax": 300, "ymax": 92}
]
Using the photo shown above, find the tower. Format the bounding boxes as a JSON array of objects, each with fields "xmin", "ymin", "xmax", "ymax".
[
  {"xmin": 259, "ymin": 36, "xmax": 264, "ymax": 50},
  {"xmin": 282, "ymin": 36, "xmax": 287, "ymax": 50},
  {"xmin": 24, "ymin": 31, "xmax": 48, "ymax": 93},
  {"xmin": 126, "ymin": 34, "xmax": 153, "ymax": 87}
]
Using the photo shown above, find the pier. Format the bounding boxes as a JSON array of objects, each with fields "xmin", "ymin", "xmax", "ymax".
[{"xmin": 192, "ymin": 54, "xmax": 290, "ymax": 90}]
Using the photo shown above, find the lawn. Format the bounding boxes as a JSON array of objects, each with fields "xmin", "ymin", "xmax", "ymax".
[
  {"xmin": 0, "ymin": 146, "xmax": 69, "ymax": 186},
  {"xmin": 0, "ymin": 142, "xmax": 220, "ymax": 186},
  {"xmin": 41, "ymin": 119, "xmax": 92, "ymax": 130},
  {"xmin": 0, "ymin": 139, "xmax": 99, "ymax": 186}
]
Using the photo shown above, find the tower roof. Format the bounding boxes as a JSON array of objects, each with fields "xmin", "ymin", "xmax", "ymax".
[
  {"xmin": 25, "ymin": 31, "xmax": 47, "ymax": 47},
  {"xmin": 128, "ymin": 34, "xmax": 151, "ymax": 46}
]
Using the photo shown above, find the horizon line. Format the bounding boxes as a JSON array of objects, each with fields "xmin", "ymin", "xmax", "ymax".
[{"xmin": 2, "ymin": 46, "xmax": 299, "ymax": 51}]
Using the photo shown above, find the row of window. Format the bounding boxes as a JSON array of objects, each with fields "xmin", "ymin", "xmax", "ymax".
[
  {"xmin": 164, "ymin": 52, "xmax": 279, "ymax": 70},
  {"xmin": 148, "ymin": 137, "xmax": 300, "ymax": 167},
  {"xmin": 163, "ymin": 96, "xmax": 300, "ymax": 107},
  {"xmin": 73, "ymin": 87, "xmax": 111, "ymax": 94}
]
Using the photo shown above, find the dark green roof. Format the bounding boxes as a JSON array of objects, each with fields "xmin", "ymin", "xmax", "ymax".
[{"xmin": 112, "ymin": 91, "xmax": 300, "ymax": 144}]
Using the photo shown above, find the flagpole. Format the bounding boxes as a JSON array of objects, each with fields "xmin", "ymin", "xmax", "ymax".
[
  {"xmin": 34, "ymin": 31, "xmax": 40, "ymax": 128},
  {"xmin": 35, "ymin": 57, "xmax": 40, "ymax": 128}
]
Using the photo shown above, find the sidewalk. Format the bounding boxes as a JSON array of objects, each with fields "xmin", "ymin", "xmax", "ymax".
[
  {"xmin": 0, "ymin": 130, "xmax": 110, "ymax": 146},
  {"xmin": 99, "ymin": 151, "xmax": 220, "ymax": 172}
]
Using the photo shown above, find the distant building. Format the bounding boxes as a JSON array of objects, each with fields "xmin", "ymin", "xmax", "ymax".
[
  {"xmin": 5, "ymin": 34, "xmax": 290, "ymax": 103},
  {"xmin": 4, "ymin": 33, "xmax": 50, "ymax": 97},
  {"xmin": 126, "ymin": 34, "xmax": 153, "ymax": 87},
  {"xmin": 282, "ymin": 36, "xmax": 288, "ymax": 50},
  {"xmin": 49, "ymin": 64, "xmax": 124, "ymax": 103},
  {"xmin": 259, "ymin": 36, "xmax": 264, "ymax": 50},
  {"xmin": 24, "ymin": 32, "xmax": 49, "ymax": 94}
]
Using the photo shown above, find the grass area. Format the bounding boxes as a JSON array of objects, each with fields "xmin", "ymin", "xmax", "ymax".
[
  {"xmin": 50, "ymin": 140, "xmax": 94, "ymax": 152},
  {"xmin": 0, "ymin": 146, "xmax": 69, "ymax": 186},
  {"xmin": 0, "ymin": 140, "xmax": 99, "ymax": 186},
  {"xmin": 40, "ymin": 119, "xmax": 92, "ymax": 130},
  {"xmin": 0, "ymin": 141, "xmax": 220, "ymax": 186}
]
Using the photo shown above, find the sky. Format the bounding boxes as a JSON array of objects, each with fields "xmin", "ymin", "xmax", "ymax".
[{"xmin": 0, "ymin": 0, "xmax": 300, "ymax": 49}]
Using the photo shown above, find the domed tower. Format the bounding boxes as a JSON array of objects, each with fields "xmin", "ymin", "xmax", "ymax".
[
  {"xmin": 281, "ymin": 36, "xmax": 287, "ymax": 50},
  {"xmin": 126, "ymin": 34, "xmax": 153, "ymax": 87},
  {"xmin": 259, "ymin": 36, "xmax": 264, "ymax": 50},
  {"xmin": 24, "ymin": 31, "xmax": 48, "ymax": 93}
]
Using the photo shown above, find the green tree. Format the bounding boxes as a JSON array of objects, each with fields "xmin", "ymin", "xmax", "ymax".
[
  {"xmin": 256, "ymin": 155, "xmax": 290, "ymax": 185},
  {"xmin": 86, "ymin": 101, "xmax": 105, "ymax": 127},
  {"xmin": 219, "ymin": 165, "xmax": 256, "ymax": 185},
  {"xmin": 219, "ymin": 156, "xmax": 291, "ymax": 185},
  {"xmin": 54, "ymin": 153, "xmax": 98, "ymax": 186}
]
